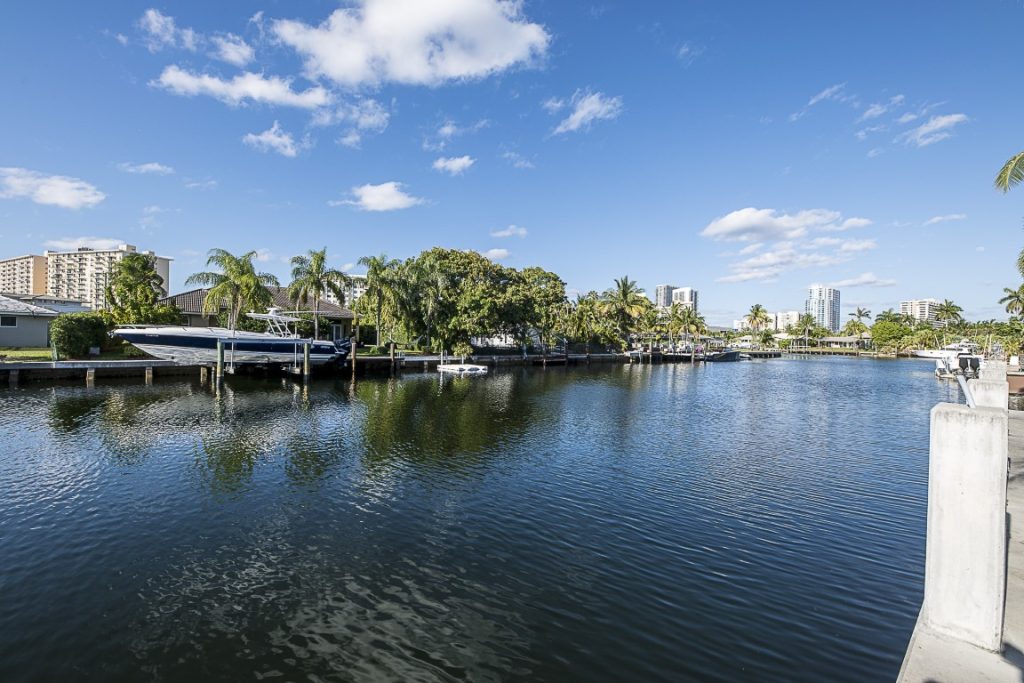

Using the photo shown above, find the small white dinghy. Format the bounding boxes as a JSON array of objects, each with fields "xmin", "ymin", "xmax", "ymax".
[{"xmin": 437, "ymin": 363, "xmax": 488, "ymax": 375}]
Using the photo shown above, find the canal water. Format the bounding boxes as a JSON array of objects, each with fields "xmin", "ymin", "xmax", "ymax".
[{"xmin": 0, "ymin": 357, "xmax": 960, "ymax": 681}]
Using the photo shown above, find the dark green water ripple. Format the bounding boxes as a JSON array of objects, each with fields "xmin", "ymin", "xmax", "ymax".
[{"xmin": 0, "ymin": 358, "xmax": 960, "ymax": 681}]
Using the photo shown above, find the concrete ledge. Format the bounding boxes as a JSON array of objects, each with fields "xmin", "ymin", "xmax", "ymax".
[{"xmin": 968, "ymin": 378, "xmax": 1010, "ymax": 410}]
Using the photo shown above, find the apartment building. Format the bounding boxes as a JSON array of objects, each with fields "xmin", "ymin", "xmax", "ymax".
[
  {"xmin": 0, "ymin": 255, "xmax": 47, "ymax": 295},
  {"xmin": 806, "ymin": 285, "xmax": 841, "ymax": 332},
  {"xmin": 900, "ymin": 298, "xmax": 939, "ymax": 325},
  {"xmin": 45, "ymin": 244, "xmax": 171, "ymax": 309},
  {"xmin": 671, "ymin": 287, "xmax": 699, "ymax": 314}
]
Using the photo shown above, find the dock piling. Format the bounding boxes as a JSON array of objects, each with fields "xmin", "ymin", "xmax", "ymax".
[
  {"xmin": 216, "ymin": 340, "xmax": 224, "ymax": 382},
  {"xmin": 8, "ymin": 369, "xmax": 19, "ymax": 387},
  {"xmin": 85, "ymin": 368, "xmax": 95, "ymax": 387},
  {"xmin": 303, "ymin": 342, "xmax": 311, "ymax": 381},
  {"xmin": 144, "ymin": 367, "xmax": 153, "ymax": 385}
]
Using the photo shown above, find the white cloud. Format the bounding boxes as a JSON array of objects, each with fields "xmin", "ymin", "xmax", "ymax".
[
  {"xmin": 789, "ymin": 83, "xmax": 851, "ymax": 121},
  {"xmin": 272, "ymin": 0, "xmax": 549, "ymax": 87},
  {"xmin": 716, "ymin": 242, "xmax": 848, "ymax": 283},
  {"xmin": 142, "ymin": 205, "xmax": 165, "ymax": 215},
  {"xmin": 676, "ymin": 41, "xmax": 705, "ymax": 65},
  {"xmin": 541, "ymin": 97, "xmax": 565, "ymax": 113},
  {"xmin": 552, "ymin": 90, "xmax": 623, "ymax": 134},
  {"xmin": 152, "ymin": 65, "xmax": 332, "ymax": 109},
  {"xmin": 254, "ymin": 248, "xmax": 273, "ymax": 262},
  {"xmin": 184, "ymin": 177, "xmax": 217, "ymax": 190},
  {"xmin": 331, "ymin": 181, "xmax": 424, "ymax": 211},
  {"xmin": 243, "ymin": 121, "xmax": 305, "ymax": 157},
  {"xmin": 138, "ymin": 9, "xmax": 198, "ymax": 52},
  {"xmin": 44, "ymin": 236, "xmax": 123, "ymax": 250},
  {"xmin": 923, "ymin": 213, "xmax": 967, "ymax": 226},
  {"xmin": 976, "ymin": 246, "xmax": 985, "ymax": 252},
  {"xmin": 338, "ymin": 131, "xmax": 363, "ymax": 148},
  {"xmin": 701, "ymin": 207, "xmax": 869, "ymax": 242},
  {"xmin": 897, "ymin": 113, "xmax": 968, "ymax": 147},
  {"xmin": 312, "ymin": 98, "xmax": 390, "ymax": 130},
  {"xmin": 807, "ymin": 237, "xmax": 842, "ymax": 248},
  {"xmin": 118, "ymin": 161, "xmax": 174, "ymax": 175},
  {"xmin": 829, "ymin": 272, "xmax": 896, "ymax": 288},
  {"xmin": 491, "ymin": 225, "xmax": 527, "ymax": 238},
  {"xmin": 115, "ymin": 33, "xmax": 128, "ymax": 46},
  {"xmin": 432, "ymin": 155, "xmax": 475, "ymax": 175},
  {"xmin": 424, "ymin": 118, "xmax": 488, "ymax": 150},
  {"xmin": 839, "ymin": 238, "xmax": 877, "ymax": 252},
  {"xmin": 0, "ymin": 167, "xmax": 105, "ymax": 209},
  {"xmin": 738, "ymin": 242, "xmax": 763, "ymax": 255},
  {"xmin": 867, "ymin": 147, "xmax": 883, "ymax": 158},
  {"xmin": 502, "ymin": 151, "xmax": 534, "ymax": 169},
  {"xmin": 857, "ymin": 94, "xmax": 904, "ymax": 122},
  {"xmin": 482, "ymin": 248, "xmax": 509, "ymax": 260},
  {"xmin": 212, "ymin": 33, "xmax": 254, "ymax": 66}
]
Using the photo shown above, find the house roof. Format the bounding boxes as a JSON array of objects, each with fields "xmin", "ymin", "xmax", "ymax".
[
  {"xmin": 0, "ymin": 293, "xmax": 58, "ymax": 317},
  {"xmin": 160, "ymin": 287, "xmax": 354, "ymax": 320}
]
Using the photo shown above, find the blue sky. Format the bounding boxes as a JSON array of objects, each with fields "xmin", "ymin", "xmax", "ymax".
[{"xmin": 0, "ymin": 1, "xmax": 1020, "ymax": 325}]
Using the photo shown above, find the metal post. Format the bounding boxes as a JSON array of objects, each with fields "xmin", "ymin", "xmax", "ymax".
[
  {"xmin": 303, "ymin": 342, "xmax": 311, "ymax": 381},
  {"xmin": 85, "ymin": 368, "xmax": 95, "ymax": 387},
  {"xmin": 8, "ymin": 369, "xmax": 19, "ymax": 387},
  {"xmin": 145, "ymin": 367, "xmax": 153, "ymax": 385},
  {"xmin": 216, "ymin": 340, "xmax": 224, "ymax": 381},
  {"xmin": 200, "ymin": 366, "xmax": 208, "ymax": 383}
]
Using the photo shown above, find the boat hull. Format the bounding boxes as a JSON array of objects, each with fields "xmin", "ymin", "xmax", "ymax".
[
  {"xmin": 113, "ymin": 328, "xmax": 348, "ymax": 366},
  {"xmin": 706, "ymin": 350, "xmax": 741, "ymax": 362}
]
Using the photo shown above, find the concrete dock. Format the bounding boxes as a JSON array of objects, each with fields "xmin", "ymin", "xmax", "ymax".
[{"xmin": 899, "ymin": 410, "xmax": 1024, "ymax": 682}]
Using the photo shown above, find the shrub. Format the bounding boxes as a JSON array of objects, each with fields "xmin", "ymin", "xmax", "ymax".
[{"xmin": 50, "ymin": 312, "xmax": 109, "ymax": 359}]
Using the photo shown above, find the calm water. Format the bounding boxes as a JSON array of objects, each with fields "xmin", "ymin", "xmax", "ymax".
[{"xmin": 0, "ymin": 357, "xmax": 961, "ymax": 682}]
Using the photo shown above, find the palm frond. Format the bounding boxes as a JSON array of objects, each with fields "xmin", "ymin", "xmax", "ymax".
[{"xmin": 996, "ymin": 151, "xmax": 1024, "ymax": 192}]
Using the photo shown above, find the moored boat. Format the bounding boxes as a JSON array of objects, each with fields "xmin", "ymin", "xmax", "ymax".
[
  {"xmin": 437, "ymin": 363, "xmax": 488, "ymax": 375},
  {"xmin": 913, "ymin": 339, "xmax": 980, "ymax": 360},
  {"xmin": 112, "ymin": 310, "xmax": 351, "ymax": 366},
  {"xmin": 705, "ymin": 349, "xmax": 741, "ymax": 362}
]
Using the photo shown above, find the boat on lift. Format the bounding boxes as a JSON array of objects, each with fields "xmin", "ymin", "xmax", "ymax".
[
  {"xmin": 437, "ymin": 363, "xmax": 488, "ymax": 375},
  {"xmin": 112, "ymin": 308, "xmax": 351, "ymax": 365}
]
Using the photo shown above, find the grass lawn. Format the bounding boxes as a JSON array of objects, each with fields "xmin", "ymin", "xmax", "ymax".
[{"xmin": 0, "ymin": 347, "xmax": 148, "ymax": 362}]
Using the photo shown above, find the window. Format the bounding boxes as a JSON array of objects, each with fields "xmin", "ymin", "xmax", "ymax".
[{"xmin": 0, "ymin": 316, "xmax": 16, "ymax": 327}]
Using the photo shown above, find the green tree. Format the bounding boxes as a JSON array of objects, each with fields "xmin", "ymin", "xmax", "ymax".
[
  {"xmin": 745, "ymin": 304, "xmax": 772, "ymax": 341},
  {"xmin": 599, "ymin": 276, "xmax": 650, "ymax": 348},
  {"xmin": 357, "ymin": 253, "xmax": 401, "ymax": 346},
  {"xmin": 287, "ymin": 247, "xmax": 349, "ymax": 339},
  {"xmin": 996, "ymin": 151, "xmax": 1024, "ymax": 193},
  {"xmin": 849, "ymin": 306, "xmax": 871, "ymax": 324},
  {"xmin": 104, "ymin": 252, "xmax": 179, "ymax": 324},
  {"xmin": 185, "ymin": 249, "xmax": 280, "ymax": 331},
  {"xmin": 1000, "ymin": 286, "xmax": 1024, "ymax": 316},
  {"xmin": 796, "ymin": 313, "xmax": 817, "ymax": 347}
]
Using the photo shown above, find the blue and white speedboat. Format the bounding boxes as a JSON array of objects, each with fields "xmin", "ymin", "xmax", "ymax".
[{"xmin": 113, "ymin": 310, "xmax": 351, "ymax": 366}]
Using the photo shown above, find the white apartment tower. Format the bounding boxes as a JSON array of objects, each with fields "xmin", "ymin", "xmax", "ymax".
[
  {"xmin": 671, "ymin": 287, "xmax": 699, "ymax": 314},
  {"xmin": 900, "ymin": 298, "xmax": 939, "ymax": 325},
  {"xmin": 45, "ymin": 244, "xmax": 171, "ymax": 309},
  {"xmin": 806, "ymin": 285, "xmax": 841, "ymax": 332},
  {"xmin": 0, "ymin": 255, "xmax": 47, "ymax": 295},
  {"xmin": 773, "ymin": 310, "xmax": 800, "ymax": 331},
  {"xmin": 655, "ymin": 284, "xmax": 677, "ymax": 309},
  {"xmin": 326, "ymin": 274, "xmax": 367, "ymax": 307}
]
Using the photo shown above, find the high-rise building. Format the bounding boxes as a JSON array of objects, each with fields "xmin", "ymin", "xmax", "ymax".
[
  {"xmin": 900, "ymin": 298, "xmax": 939, "ymax": 326},
  {"xmin": 45, "ymin": 244, "xmax": 171, "ymax": 309},
  {"xmin": 0, "ymin": 255, "xmax": 47, "ymax": 295},
  {"xmin": 655, "ymin": 284, "xmax": 677, "ymax": 309},
  {"xmin": 671, "ymin": 287, "xmax": 699, "ymax": 314},
  {"xmin": 806, "ymin": 285, "xmax": 840, "ymax": 332}
]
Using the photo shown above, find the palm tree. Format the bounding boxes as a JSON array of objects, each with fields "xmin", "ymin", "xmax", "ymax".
[
  {"xmin": 185, "ymin": 249, "xmax": 280, "ymax": 331},
  {"xmin": 287, "ymin": 247, "xmax": 349, "ymax": 340},
  {"xmin": 745, "ymin": 304, "xmax": 772, "ymax": 347},
  {"xmin": 357, "ymin": 253, "xmax": 400, "ymax": 346},
  {"xmin": 600, "ymin": 276, "xmax": 649, "ymax": 347},
  {"xmin": 849, "ymin": 306, "xmax": 871, "ymax": 324},
  {"xmin": 796, "ymin": 313, "xmax": 816, "ymax": 348},
  {"xmin": 935, "ymin": 299, "xmax": 963, "ymax": 326},
  {"xmin": 1000, "ymin": 286, "xmax": 1024, "ymax": 316}
]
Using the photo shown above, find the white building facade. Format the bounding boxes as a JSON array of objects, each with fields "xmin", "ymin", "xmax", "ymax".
[
  {"xmin": 671, "ymin": 287, "xmax": 699, "ymax": 314},
  {"xmin": 900, "ymin": 298, "xmax": 939, "ymax": 325},
  {"xmin": 773, "ymin": 310, "xmax": 800, "ymax": 331},
  {"xmin": 806, "ymin": 285, "xmax": 841, "ymax": 332},
  {"xmin": 326, "ymin": 274, "xmax": 368, "ymax": 307}
]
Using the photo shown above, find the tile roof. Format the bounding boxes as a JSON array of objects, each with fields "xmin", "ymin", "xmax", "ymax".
[
  {"xmin": 0, "ymin": 293, "xmax": 58, "ymax": 317},
  {"xmin": 160, "ymin": 287, "xmax": 354, "ymax": 319}
]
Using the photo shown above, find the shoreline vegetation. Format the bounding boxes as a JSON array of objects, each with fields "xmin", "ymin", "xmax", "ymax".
[{"xmin": 12, "ymin": 242, "xmax": 1024, "ymax": 363}]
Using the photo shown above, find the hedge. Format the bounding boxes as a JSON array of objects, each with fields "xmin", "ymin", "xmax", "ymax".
[{"xmin": 49, "ymin": 312, "xmax": 109, "ymax": 359}]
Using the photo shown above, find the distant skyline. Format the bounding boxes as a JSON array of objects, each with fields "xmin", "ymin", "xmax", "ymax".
[{"xmin": 1, "ymin": 2, "xmax": 1020, "ymax": 326}]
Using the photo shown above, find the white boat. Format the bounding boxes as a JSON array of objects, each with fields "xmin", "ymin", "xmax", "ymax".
[
  {"xmin": 112, "ymin": 309, "xmax": 351, "ymax": 366},
  {"xmin": 913, "ymin": 340, "xmax": 980, "ymax": 360},
  {"xmin": 437, "ymin": 363, "xmax": 488, "ymax": 375}
]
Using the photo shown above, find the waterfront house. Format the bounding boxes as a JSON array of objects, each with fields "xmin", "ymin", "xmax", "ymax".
[
  {"xmin": 821, "ymin": 332, "xmax": 871, "ymax": 349},
  {"xmin": 159, "ymin": 287, "xmax": 356, "ymax": 340},
  {"xmin": 0, "ymin": 293, "xmax": 57, "ymax": 347},
  {"xmin": 0, "ymin": 292, "xmax": 91, "ymax": 314}
]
